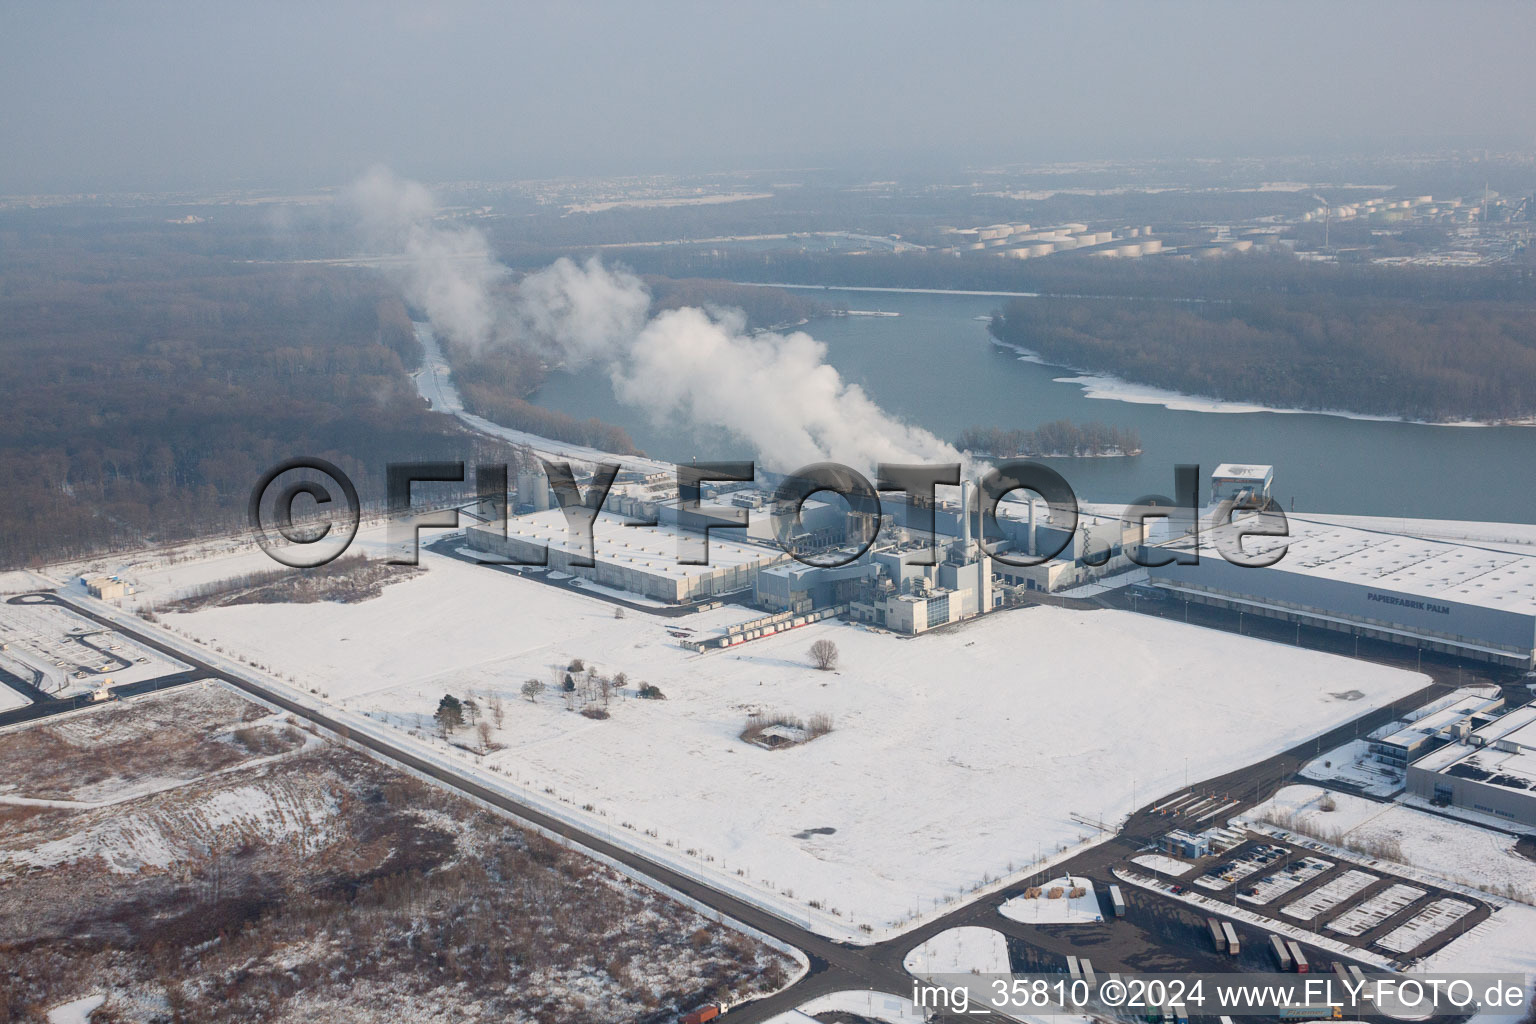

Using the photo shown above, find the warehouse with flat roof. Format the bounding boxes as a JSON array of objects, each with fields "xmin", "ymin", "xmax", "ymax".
[
  {"xmin": 1148, "ymin": 513, "xmax": 1536, "ymax": 669},
  {"xmin": 1407, "ymin": 702, "xmax": 1536, "ymax": 827},
  {"xmin": 466, "ymin": 509, "xmax": 788, "ymax": 604}
]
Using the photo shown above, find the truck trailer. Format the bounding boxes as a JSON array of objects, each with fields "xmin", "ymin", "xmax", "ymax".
[
  {"xmin": 1270, "ymin": 934, "xmax": 1293, "ymax": 972},
  {"xmin": 1287, "ymin": 940, "xmax": 1309, "ymax": 974},
  {"xmin": 1207, "ymin": 917, "xmax": 1227, "ymax": 952},
  {"xmin": 1221, "ymin": 921, "xmax": 1240, "ymax": 955},
  {"xmin": 1109, "ymin": 884, "xmax": 1127, "ymax": 917}
]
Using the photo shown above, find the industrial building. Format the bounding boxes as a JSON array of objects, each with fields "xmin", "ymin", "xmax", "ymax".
[
  {"xmin": 1406, "ymin": 700, "xmax": 1536, "ymax": 828},
  {"xmin": 1148, "ymin": 473, "xmax": 1536, "ymax": 669},
  {"xmin": 1210, "ymin": 464, "xmax": 1274, "ymax": 506},
  {"xmin": 465, "ymin": 510, "xmax": 788, "ymax": 604},
  {"xmin": 1369, "ymin": 690, "xmax": 1506, "ymax": 767},
  {"xmin": 82, "ymin": 576, "xmax": 133, "ymax": 600}
]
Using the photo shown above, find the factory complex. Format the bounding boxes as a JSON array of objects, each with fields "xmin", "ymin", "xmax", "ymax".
[{"xmin": 465, "ymin": 463, "xmax": 1536, "ymax": 671}]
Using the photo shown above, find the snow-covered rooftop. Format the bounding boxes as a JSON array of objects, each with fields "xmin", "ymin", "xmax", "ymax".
[
  {"xmin": 1184, "ymin": 514, "xmax": 1536, "ymax": 614},
  {"xmin": 472, "ymin": 509, "xmax": 785, "ymax": 578},
  {"xmin": 1212, "ymin": 463, "xmax": 1274, "ymax": 480},
  {"xmin": 1412, "ymin": 702, "xmax": 1536, "ymax": 775}
]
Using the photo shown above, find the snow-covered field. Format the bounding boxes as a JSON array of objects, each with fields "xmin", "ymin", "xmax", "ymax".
[
  {"xmin": 1248, "ymin": 785, "xmax": 1536, "ymax": 899},
  {"xmin": 904, "ymin": 925, "xmax": 1011, "ymax": 975},
  {"xmin": 1000, "ymin": 876, "xmax": 1103, "ymax": 925},
  {"xmin": 1, "ymin": 776, "xmax": 340, "ymax": 876},
  {"xmin": 142, "ymin": 544, "xmax": 1425, "ymax": 938}
]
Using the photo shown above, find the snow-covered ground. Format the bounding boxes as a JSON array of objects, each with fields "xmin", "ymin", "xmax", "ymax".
[
  {"xmin": 1419, "ymin": 902, "xmax": 1536, "ymax": 1023},
  {"xmin": 46, "ymin": 993, "xmax": 105, "ymax": 1024},
  {"xmin": 140, "ymin": 545, "xmax": 1424, "ymax": 938},
  {"xmin": 1132, "ymin": 854, "xmax": 1193, "ymax": 877},
  {"xmin": 1247, "ymin": 785, "xmax": 1536, "ymax": 899},
  {"xmin": 999, "ymin": 876, "xmax": 1102, "ymax": 925},
  {"xmin": 778, "ymin": 990, "xmax": 929, "ymax": 1022},
  {"xmin": 904, "ymin": 925, "xmax": 1011, "ymax": 974},
  {"xmin": 1, "ymin": 775, "xmax": 340, "ymax": 877},
  {"xmin": 1298, "ymin": 738, "xmax": 1406, "ymax": 797}
]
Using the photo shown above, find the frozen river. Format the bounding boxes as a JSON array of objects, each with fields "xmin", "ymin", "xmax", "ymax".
[{"xmin": 528, "ymin": 287, "xmax": 1536, "ymax": 523}]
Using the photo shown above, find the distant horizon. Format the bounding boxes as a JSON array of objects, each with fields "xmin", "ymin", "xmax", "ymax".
[
  {"xmin": 3, "ymin": 0, "xmax": 1534, "ymax": 194},
  {"xmin": 3, "ymin": 146, "xmax": 1535, "ymax": 202}
]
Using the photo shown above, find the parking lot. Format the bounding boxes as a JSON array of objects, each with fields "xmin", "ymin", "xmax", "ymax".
[{"xmin": 1118, "ymin": 832, "xmax": 1492, "ymax": 965}]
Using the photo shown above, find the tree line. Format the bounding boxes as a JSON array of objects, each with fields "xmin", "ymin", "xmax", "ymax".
[
  {"xmin": 988, "ymin": 294, "xmax": 1536, "ymax": 423},
  {"xmin": 957, "ymin": 420, "xmax": 1142, "ymax": 457},
  {"xmin": 0, "ymin": 250, "xmax": 517, "ymax": 568}
]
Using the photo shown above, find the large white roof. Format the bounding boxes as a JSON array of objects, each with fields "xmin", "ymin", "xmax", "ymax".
[
  {"xmin": 1191, "ymin": 513, "xmax": 1536, "ymax": 614},
  {"xmin": 472, "ymin": 509, "xmax": 784, "ymax": 578}
]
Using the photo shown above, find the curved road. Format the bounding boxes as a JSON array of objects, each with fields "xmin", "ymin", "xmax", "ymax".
[{"xmin": 6, "ymin": 590, "xmax": 1497, "ymax": 1024}]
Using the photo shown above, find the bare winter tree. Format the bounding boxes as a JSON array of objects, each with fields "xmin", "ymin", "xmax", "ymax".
[
  {"xmin": 809, "ymin": 639, "xmax": 839, "ymax": 671},
  {"xmin": 476, "ymin": 720, "xmax": 493, "ymax": 752},
  {"xmin": 520, "ymin": 679, "xmax": 544, "ymax": 703}
]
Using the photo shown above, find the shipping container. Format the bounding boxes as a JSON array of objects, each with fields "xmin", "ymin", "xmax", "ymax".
[
  {"xmin": 1222, "ymin": 921, "xmax": 1240, "ymax": 955},
  {"xmin": 1288, "ymin": 940, "xmax": 1309, "ymax": 973},
  {"xmin": 1208, "ymin": 917, "xmax": 1227, "ymax": 952},
  {"xmin": 680, "ymin": 1005, "xmax": 721, "ymax": 1024},
  {"xmin": 1067, "ymin": 955, "xmax": 1082, "ymax": 979},
  {"xmin": 1109, "ymin": 884, "xmax": 1127, "ymax": 917},
  {"xmin": 1082, "ymin": 959, "xmax": 1097, "ymax": 991},
  {"xmin": 1270, "ymin": 934, "xmax": 1294, "ymax": 972}
]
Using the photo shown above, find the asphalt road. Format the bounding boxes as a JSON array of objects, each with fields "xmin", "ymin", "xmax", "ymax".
[{"xmin": 3, "ymin": 590, "xmax": 1505, "ymax": 1024}]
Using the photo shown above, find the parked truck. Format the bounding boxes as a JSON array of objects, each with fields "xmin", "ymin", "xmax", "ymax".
[
  {"xmin": 680, "ymin": 1005, "xmax": 721, "ymax": 1024},
  {"xmin": 1270, "ymin": 934, "xmax": 1294, "ymax": 972},
  {"xmin": 1109, "ymin": 884, "xmax": 1127, "ymax": 917},
  {"xmin": 1221, "ymin": 921, "xmax": 1240, "ymax": 955},
  {"xmin": 1277, "ymin": 1006, "xmax": 1342, "ymax": 1020},
  {"xmin": 1207, "ymin": 917, "xmax": 1227, "ymax": 953},
  {"xmin": 1287, "ymin": 940, "xmax": 1309, "ymax": 974}
]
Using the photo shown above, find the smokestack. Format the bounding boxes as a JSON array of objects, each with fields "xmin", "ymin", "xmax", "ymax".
[
  {"xmin": 1027, "ymin": 496, "xmax": 1036, "ymax": 557},
  {"xmin": 961, "ymin": 480, "xmax": 972, "ymax": 554}
]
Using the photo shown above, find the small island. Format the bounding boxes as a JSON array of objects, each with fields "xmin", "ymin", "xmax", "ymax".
[{"xmin": 957, "ymin": 420, "xmax": 1142, "ymax": 458}]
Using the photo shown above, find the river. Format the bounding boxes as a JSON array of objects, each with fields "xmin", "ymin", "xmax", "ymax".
[{"xmin": 528, "ymin": 288, "xmax": 1536, "ymax": 523}]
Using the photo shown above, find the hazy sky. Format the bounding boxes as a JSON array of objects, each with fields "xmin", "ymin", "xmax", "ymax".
[{"xmin": 3, "ymin": 0, "xmax": 1533, "ymax": 192}]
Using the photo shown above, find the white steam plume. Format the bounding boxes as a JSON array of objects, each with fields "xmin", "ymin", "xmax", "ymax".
[{"xmin": 344, "ymin": 169, "xmax": 961, "ymax": 473}]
